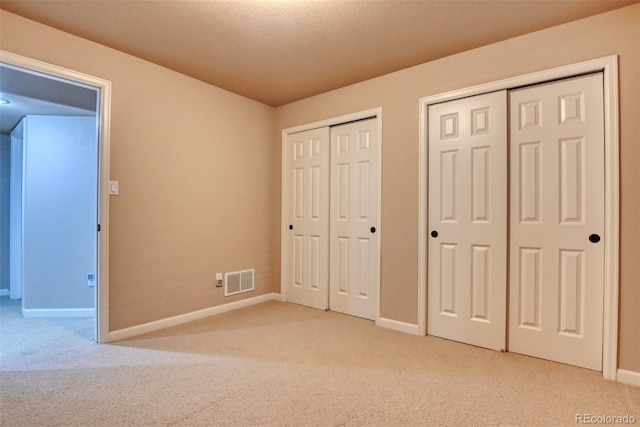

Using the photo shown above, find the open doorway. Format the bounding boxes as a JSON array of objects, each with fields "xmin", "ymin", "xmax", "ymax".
[{"xmin": 0, "ymin": 51, "xmax": 111, "ymax": 343}]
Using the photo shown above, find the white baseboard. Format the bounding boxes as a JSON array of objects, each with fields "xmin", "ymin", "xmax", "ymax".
[
  {"xmin": 22, "ymin": 308, "xmax": 95, "ymax": 318},
  {"xmin": 376, "ymin": 317, "xmax": 420, "ymax": 335},
  {"xmin": 0, "ymin": 289, "xmax": 8, "ymax": 297},
  {"xmin": 108, "ymin": 292, "xmax": 281, "ymax": 343},
  {"xmin": 617, "ymin": 369, "xmax": 640, "ymax": 387}
]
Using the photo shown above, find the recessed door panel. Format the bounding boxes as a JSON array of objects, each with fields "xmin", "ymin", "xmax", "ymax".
[
  {"xmin": 439, "ymin": 243, "xmax": 457, "ymax": 316},
  {"xmin": 310, "ymin": 236, "xmax": 321, "ymax": 290},
  {"xmin": 294, "ymin": 168, "xmax": 304, "ymax": 219},
  {"xmin": 294, "ymin": 234, "xmax": 303, "ymax": 287},
  {"xmin": 428, "ymin": 90, "xmax": 508, "ymax": 351},
  {"xmin": 559, "ymin": 250, "xmax": 584, "ymax": 336},
  {"xmin": 559, "ymin": 137, "xmax": 584, "ymax": 224},
  {"xmin": 356, "ymin": 238, "xmax": 371, "ymax": 298},
  {"xmin": 471, "ymin": 245, "xmax": 490, "ymax": 321},
  {"xmin": 337, "ymin": 237, "xmax": 349, "ymax": 294},
  {"xmin": 440, "ymin": 151, "xmax": 458, "ymax": 222},
  {"xmin": 358, "ymin": 161, "xmax": 371, "ymax": 219},
  {"xmin": 358, "ymin": 130, "xmax": 370, "ymax": 151},
  {"xmin": 471, "ymin": 147, "xmax": 490, "ymax": 222},
  {"xmin": 338, "ymin": 163, "xmax": 350, "ymax": 220},
  {"xmin": 518, "ymin": 247, "xmax": 541, "ymax": 329},
  {"xmin": 519, "ymin": 142, "xmax": 542, "ymax": 223},
  {"xmin": 310, "ymin": 166, "xmax": 321, "ymax": 219}
]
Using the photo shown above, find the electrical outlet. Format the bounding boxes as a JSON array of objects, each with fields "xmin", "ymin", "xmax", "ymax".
[{"xmin": 216, "ymin": 273, "xmax": 223, "ymax": 287}]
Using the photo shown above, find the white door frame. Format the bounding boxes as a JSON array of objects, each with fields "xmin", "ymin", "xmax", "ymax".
[
  {"xmin": 418, "ymin": 56, "xmax": 619, "ymax": 380},
  {"xmin": 1, "ymin": 50, "xmax": 112, "ymax": 344},
  {"xmin": 281, "ymin": 107, "xmax": 383, "ymax": 322}
]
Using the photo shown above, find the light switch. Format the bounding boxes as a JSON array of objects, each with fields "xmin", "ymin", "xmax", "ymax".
[{"xmin": 109, "ymin": 180, "xmax": 119, "ymax": 195}]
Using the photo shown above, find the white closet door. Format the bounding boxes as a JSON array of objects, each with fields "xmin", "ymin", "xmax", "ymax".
[
  {"xmin": 284, "ymin": 127, "xmax": 330, "ymax": 310},
  {"xmin": 509, "ymin": 74, "xmax": 605, "ymax": 370},
  {"xmin": 329, "ymin": 118, "xmax": 379, "ymax": 320},
  {"xmin": 428, "ymin": 91, "xmax": 508, "ymax": 350}
]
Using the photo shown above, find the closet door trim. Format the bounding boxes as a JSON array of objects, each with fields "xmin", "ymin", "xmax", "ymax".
[{"xmin": 418, "ymin": 55, "xmax": 619, "ymax": 381}]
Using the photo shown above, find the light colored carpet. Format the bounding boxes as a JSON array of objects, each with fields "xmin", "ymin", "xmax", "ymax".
[{"xmin": 1, "ymin": 296, "xmax": 638, "ymax": 426}]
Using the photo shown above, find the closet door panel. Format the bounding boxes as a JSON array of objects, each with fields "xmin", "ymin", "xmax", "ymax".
[
  {"xmin": 509, "ymin": 74, "xmax": 605, "ymax": 370},
  {"xmin": 329, "ymin": 118, "xmax": 379, "ymax": 320},
  {"xmin": 428, "ymin": 90, "xmax": 508, "ymax": 351},
  {"xmin": 284, "ymin": 128, "xmax": 330, "ymax": 310}
]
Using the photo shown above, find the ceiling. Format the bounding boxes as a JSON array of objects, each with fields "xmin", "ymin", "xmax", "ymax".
[
  {"xmin": 1, "ymin": 0, "xmax": 638, "ymax": 107},
  {"xmin": 0, "ymin": 65, "xmax": 97, "ymax": 134}
]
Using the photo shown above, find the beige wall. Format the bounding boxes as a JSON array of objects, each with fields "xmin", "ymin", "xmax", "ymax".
[
  {"xmin": 2, "ymin": 4, "xmax": 638, "ymax": 373},
  {"xmin": 1, "ymin": 10, "xmax": 276, "ymax": 331},
  {"xmin": 274, "ymin": 4, "xmax": 640, "ymax": 372}
]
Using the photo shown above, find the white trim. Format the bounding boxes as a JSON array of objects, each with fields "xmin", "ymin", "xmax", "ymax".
[
  {"xmin": 0, "ymin": 289, "xmax": 9, "ymax": 297},
  {"xmin": 280, "ymin": 108, "xmax": 383, "ymax": 324},
  {"xmin": 282, "ymin": 108, "xmax": 382, "ymax": 135},
  {"xmin": 280, "ymin": 130, "xmax": 288, "ymax": 303},
  {"xmin": 617, "ymin": 369, "xmax": 640, "ymax": 387},
  {"xmin": 0, "ymin": 50, "xmax": 112, "ymax": 344},
  {"xmin": 418, "ymin": 90, "xmax": 428, "ymax": 337},
  {"xmin": 600, "ymin": 58, "xmax": 620, "ymax": 382},
  {"xmin": 418, "ymin": 56, "xmax": 619, "ymax": 380},
  {"xmin": 376, "ymin": 317, "xmax": 420, "ymax": 335},
  {"xmin": 108, "ymin": 292, "xmax": 281, "ymax": 342},
  {"xmin": 22, "ymin": 308, "xmax": 95, "ymax": 318}
]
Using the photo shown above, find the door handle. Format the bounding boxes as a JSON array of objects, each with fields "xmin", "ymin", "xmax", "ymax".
[
  {"xmin": 288, "ymin": 224, "xmax": 293, "ymax": 230},
  {"xmin": 370, "ymin": 227, "xmax": 376, "ymax": 233},
  {"xmin": 431, "ymin": 231, "xmax": 439, "ymax": 238},
  {"xmin": 589, "ymin": 233, "xmax": 601, "ymax": 243}
]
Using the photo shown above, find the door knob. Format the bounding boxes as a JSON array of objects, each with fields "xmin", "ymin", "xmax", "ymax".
[
  {"xmin": 288, "ymin": 224, "xmax": 293, "ymax": 230},
  {"xmin": 370, "ymin": 227, "xmax": 376, "ymax": 233},
  {"xmin": 589, "ymin": 233, "xmax": 601, "ymax": 243},
  {"xmin": 431, "ymin": 231, "xmax": 438, "ymax": 238}
]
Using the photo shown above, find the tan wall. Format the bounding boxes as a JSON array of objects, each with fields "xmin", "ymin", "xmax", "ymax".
[
  {"xmin": 1, "ymin": 10, "xmax": 276, "ymax": 331},
  {"xmin": 274, "ymin": 5, "xmax": 640, "ymax": 372}
]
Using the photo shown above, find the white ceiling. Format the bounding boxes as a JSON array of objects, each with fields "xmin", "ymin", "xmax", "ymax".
[
  {"xmin": 0, "ymin": 65, "xmax": 97, "ymax": 134},
  {"xmin": 1, "ymin": 0, "xmax": 638, "ymax": 107},
  {"xmin": 0, "ymin": 93, "xmax": 95, "ymax": 135}
]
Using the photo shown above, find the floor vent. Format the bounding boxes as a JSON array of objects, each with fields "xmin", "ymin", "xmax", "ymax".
[{"xmin": 224, "ymin": 269, "xmax": 254, "ymax": 296}]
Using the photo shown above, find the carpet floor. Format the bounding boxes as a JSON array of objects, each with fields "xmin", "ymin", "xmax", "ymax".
[{"xmin": 1, "ymin": 296, "xmax": 638, "ymax": 426}]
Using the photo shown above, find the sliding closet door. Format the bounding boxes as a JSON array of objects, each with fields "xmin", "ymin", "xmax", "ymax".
[
  {"xmin": 509, "ymin": 74, "xmax": 604, "ymax": 370},
  {"xmin": 284, "ymin": 128, "xmax": 330, "ymax": 310},
  {"xmin": 428, "ymin": 91, "xmax": 507, "ymax": 350},
  {"xmin": 329, "ymin": 118, "xmax": 379, "ymax": 320}
]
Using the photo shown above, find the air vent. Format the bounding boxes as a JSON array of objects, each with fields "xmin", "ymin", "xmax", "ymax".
[{"xmin": 224, "ymin": 269, "xmax": 254, "ymax": 296}]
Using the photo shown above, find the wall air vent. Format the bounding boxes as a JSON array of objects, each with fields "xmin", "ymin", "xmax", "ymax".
[{"xmin": 224, "ymin": 269, "xmax": 255, "ymax": 296}]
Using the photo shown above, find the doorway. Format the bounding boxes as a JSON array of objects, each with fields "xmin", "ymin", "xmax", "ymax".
[
  {"xmin": 0, "ymin": 50, "xmax": 112, "ymax": 343},
  {"xmin": 281, "ymin": 109, "xmax": 382, "ymax": 321},
  {"xmin": 418, "ymin": 56, "xmax": 620, "ymax": 379}
]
